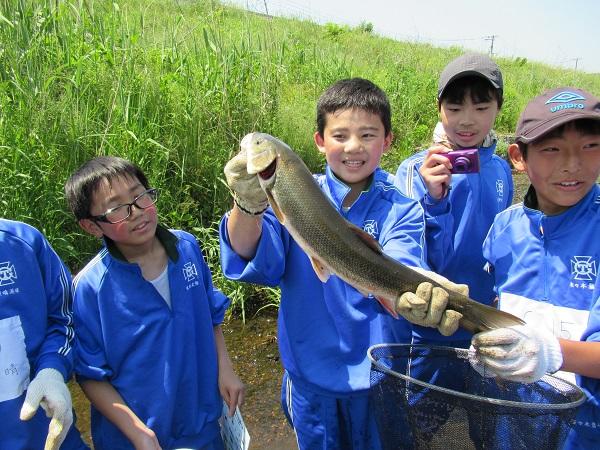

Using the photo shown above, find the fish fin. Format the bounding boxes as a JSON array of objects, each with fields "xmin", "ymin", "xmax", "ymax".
[
  {"xmin": 348, "ymin": 224, "xmax": 383, "ymax": 254},
  {"xmin": 374, "ymin": 295, "xmax": 399, "ymax": 319},
  {"xmin": 457, "ymin": 297, "xmax": 526, "ymax": 333},
  {"xmin": 357, "ymin": 288, "xmax": 371, "ymax": 298},
  {"xmin": 267, "ymin": 193, "xmax": 286, "ymax": 224},
  {"xmin": 457, "ymin": 316, "xmax": 479, "ymax": 334},
  {"xmin": 310, "ymin": 256, "xmax": 331, "ymax": 283}
]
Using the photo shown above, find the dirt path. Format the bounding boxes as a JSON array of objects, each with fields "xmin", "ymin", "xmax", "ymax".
[{"xmin": 222, "ymin": 315, "xmax": 297, "ymax": 449}]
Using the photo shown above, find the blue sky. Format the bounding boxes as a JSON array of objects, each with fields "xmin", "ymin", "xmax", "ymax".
[{"xmin": 226, "ymin": 0, "xmax": 600, "ymax": 74}]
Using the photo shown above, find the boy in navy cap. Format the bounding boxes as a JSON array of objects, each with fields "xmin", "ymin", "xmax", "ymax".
[
  {"xmin": 395, "ymin": 53, "xmax": 513, "ymax": 348},
  {"xmin": 471, "ymin": 87, "xmax": 600, "ymax": 449}
]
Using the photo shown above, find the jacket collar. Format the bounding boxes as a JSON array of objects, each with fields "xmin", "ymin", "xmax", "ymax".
[
  {"xmin": 104, "ymin": 224, "xmax": 180, "ymax": 263},
  {"xmin": 477, "ymin": 141, "xmax": 496, "ymax": 165},
  {"xmin": 324, "ymin": 165, "xmax": 376, "ymax": 210},
  {"xmin": 523, "ymin": 184, "xmax": 600, "ymax": 236}
]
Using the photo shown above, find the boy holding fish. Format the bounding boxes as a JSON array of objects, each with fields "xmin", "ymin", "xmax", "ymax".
[
  {"xmin": 469, "ymin": 87, "xmax": 600, "ymax": 449},
  {"xmin": 220, "ymin": 78, "xmax": 466, "ymax": 449},
  {"xmin": 64, "ymin": 156, "xmax": 244, "ymax": 449},
  {"xmin": 395, "ymin": 52, "xmax": 513, "ymax": 348}
]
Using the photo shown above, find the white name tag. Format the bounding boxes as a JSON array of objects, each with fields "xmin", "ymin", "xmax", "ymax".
[
  {"xmin": 500, "ymin": 292, "xmax": 589, "ymax": 384},
  {"xmin": 0, "ymin": 315, "xmax": 30, "ymax": 402}
]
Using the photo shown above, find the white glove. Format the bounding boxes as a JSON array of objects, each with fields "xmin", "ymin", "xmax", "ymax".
[
  {"xmin": 224, "ymin": 136, "xmax": 269, "ymax": 216},
  {"xmin": 395, "ymin": 267, "xmax": 466, "ymax": 336},
  {"xmin": 20, "ymin": 368, "xmax": 73, "ymax": 450},
  {"xmin": 469, "ymin": 325, "xmax": 563, "ymax": 383}
]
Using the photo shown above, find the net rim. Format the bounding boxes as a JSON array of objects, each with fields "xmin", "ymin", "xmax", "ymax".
[{"xmin": 368, "ymin": 343, "xmax": 586, "ymax": 411}]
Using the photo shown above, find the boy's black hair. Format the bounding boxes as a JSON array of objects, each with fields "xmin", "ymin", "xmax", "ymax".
[
  {"xmin": 517, "ymin": 119, "xmax": 600, "ymax": 160},
  {"xmin": 65, "ymin": 156, "xmax": 150, "ymax": 220},
  {"xmin": 316, "ymin": 78, "xmax": 391, "ymax": 137},
  {"xmin": 439, "ymin": 75, "xmax": 504, "ymax": 109}
]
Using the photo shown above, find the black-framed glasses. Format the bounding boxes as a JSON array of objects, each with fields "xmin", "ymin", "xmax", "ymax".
[{"xmin": 90, "ymin": 188, "xmax": 159, "ymax": 224}]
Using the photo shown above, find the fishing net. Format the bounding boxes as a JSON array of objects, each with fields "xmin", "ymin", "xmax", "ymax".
[{"xmin": 368, "ymin": 343, "xmax": 585, "ymax": 450}]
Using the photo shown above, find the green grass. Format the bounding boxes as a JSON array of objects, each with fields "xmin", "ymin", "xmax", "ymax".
[{"xmin": 0, "ymin": 0, "xmax": 598, "ymax": 317}]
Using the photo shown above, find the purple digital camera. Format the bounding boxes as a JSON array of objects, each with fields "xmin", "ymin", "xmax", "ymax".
[{"xmin": 445, "ymin": 148, "xmax": 480, "ymax": 174}]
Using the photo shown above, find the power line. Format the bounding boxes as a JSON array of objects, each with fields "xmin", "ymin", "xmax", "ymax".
[{"xmin": 239, "ymin": 3, "xmax": 514, "ymax": 65}]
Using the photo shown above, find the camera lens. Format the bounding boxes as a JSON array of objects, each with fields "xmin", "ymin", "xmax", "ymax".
[{"xmin": 454, "ymin": 156, "xmax": 471, "ymax": 173}]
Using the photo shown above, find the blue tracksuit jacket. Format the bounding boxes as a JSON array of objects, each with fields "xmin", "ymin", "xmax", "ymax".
[
  {"xmin": 395, "ymin": 141, "xmax": 513, "ymax": 341},
  {"xmin": 219, "ymin": 167, "xmax": 427, "ymax": 395},
  {"xmin": 0, "ymin": 219, "xmax": 87, "ymax": 449},
  {"xmin": 73, "ymin": 226, "xmax": 228, "ymax": 449},
  {"xmin": 483, "ymin": 184, "xmax": 600, "ymax": 449}
]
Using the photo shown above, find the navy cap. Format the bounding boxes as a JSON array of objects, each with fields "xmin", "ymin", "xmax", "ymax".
[{"xmin": 438, "ymin": 53, "xmax": 503, "ymax": 101}]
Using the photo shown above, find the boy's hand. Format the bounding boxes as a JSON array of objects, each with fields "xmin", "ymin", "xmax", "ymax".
[
  {"xmin": 224, "ymin": 138, "xmax": 269, "ymax": 216},
  {"xmin": 419, "ymin": 145, "xmax": 453, "ymax": 200},
  {"xmin": 20, "ymin": 368, "xmax": 73, "ymax": 450},
  {"xmin": 218, "ymin": 361, "xmax": 245, "ymax": 417},
  {"xmin": 396, "ymin": 268, "xmax": 466, "ymax": 336},
  {"xmin": 130, "ymin": 426, "xmax": 161, "ymax": 450},
  {"xmin": 469, "ymin": 325, "xmax": 563, "ymax": 383}
]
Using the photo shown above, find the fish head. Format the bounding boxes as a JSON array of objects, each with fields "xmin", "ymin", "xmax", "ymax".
[
  {"xmin": 243, "ymin": 132, "xmax": 288, "ymax": 172},
  {"xmin": 241, "ymin": 132, "xmax": 317, "ymax": 226},
  {"xmin": 242, "ymin": 132, "xmax": 294, "ymax": 190}
]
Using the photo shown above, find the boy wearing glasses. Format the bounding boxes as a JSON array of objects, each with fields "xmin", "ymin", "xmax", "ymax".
[{"xmin": 65, "ymin": 156, "xmax": 244, "ymax": 450}]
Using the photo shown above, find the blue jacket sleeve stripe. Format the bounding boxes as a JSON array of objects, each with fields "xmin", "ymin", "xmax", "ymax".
[
  {"xmin": 403, "ymin": 156, "xmax": 425, "ymax": 199},
  {"xmin": 72, "ymin": 250, "xmax": 107, "ymax": 290},
  {"xmin": 58, "ymin": 264, "xmax": 74, "ymax": 357}
]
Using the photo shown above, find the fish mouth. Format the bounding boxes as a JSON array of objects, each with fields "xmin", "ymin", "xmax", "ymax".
[
  {"xmin": 244, "ymin": 132, "xmax": 278, "ymax": 175},
  {"xmin": 258, "ymin": 159, "xmax": 277, "ymax": 180}
]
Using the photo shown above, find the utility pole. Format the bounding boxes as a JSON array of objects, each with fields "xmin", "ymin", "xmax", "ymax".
[
  {"xmin": 263, "ymin": 0, "xmax": 269, "ymax": 16},
  {"xmin": 563, "ymin": 58, "xmax": 582, "ymax": 71},
  {"xmin": 484, "ymin": 35, "xmax": 498, "ymax": 56}
]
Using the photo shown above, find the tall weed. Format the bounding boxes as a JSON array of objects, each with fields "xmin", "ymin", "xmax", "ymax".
[{"xmin": 0, "ymin": 0, "xmax": 598, "ymax": 316}]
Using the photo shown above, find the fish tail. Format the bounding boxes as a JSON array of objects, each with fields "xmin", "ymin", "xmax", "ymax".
[{"xmin": 458, "ymin": 299, "xmax": 525, "ymax": 334}]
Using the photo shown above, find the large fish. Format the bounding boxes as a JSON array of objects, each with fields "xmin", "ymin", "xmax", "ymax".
[{"xmin": 243, "ymin": 132, "xmax": 524, "ymax": 334}]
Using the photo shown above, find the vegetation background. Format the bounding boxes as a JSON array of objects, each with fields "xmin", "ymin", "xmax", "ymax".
[
  {"xmin": 1, "ymin": 0, "xmax": 598, "ymax": 317},
  {"xmin": 2, "ymin": 1, "xmax": 599, "ymax": 447}
]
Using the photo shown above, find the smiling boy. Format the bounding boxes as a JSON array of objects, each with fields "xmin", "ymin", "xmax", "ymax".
[
  {"xmin": 219, "ymin": 78, "xmax": 465, "ymax": 449},
  {"xmin": 469, "ymin": 87, "xmax": 600, "ymax": 449},
  {"xmin": 314, "ymin": 107, "xmax": 389, "ymax": 204},
  {"xmin": 395, "ymin": 53, "xmax": 513, "ymax": 348}
]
